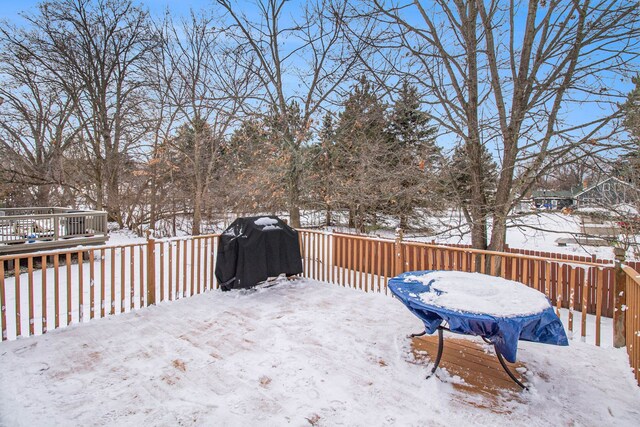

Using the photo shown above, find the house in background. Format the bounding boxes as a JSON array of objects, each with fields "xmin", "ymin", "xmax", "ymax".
[
  {"xmin": 531, "ymin": 189, "xmax": 575, "ymax": 210},
  {"xmin": 574, "ymin": 177, "xmax": 640, "ymax": 208}
]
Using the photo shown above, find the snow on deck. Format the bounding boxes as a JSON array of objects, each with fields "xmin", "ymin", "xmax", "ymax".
[{"xmin": 0, "ymin": 279, "xmax": 638, "ymax": 426}]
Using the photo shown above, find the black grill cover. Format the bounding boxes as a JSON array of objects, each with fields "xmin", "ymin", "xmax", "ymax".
[{"xmin": 215, "ymin": 216, "xmax": 303, "ymax": 291}]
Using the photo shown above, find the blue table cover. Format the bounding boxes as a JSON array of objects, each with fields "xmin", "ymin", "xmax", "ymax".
[{"xmin": 389, "ymin": 271, "xmax": 569, "ymax": 363}]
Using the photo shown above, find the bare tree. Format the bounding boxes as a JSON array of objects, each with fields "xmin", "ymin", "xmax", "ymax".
[
  {"xmin": 5, "ymin": 0, "xmax": 159, "ymax": 225},
  {"xmin": 536, "ymin": 152, "xmax": 601, "ymax": 192},
  {"xmin": 215, "ymin": 0, "xmax": 366, "ymax": 227},
  {"xmin": 360, "ymin": 0, "xmax": 640, "ymax": 250},
  {"xmin": 141, "ymin": 28, "xmax": 181, "ymax": 234},
  {"xmin": 158, "ymin": 11, "xmax": 256, "ymax": 235},
  {"xmin": 0, "ymin": 25, "xmax": 81, "ymax": 206}
]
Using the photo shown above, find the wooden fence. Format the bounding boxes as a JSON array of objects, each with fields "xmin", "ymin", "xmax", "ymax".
[
  {"xmin": 430, "ymin": 240, "xmax": 640, "ymax": 273},
  {"xmin": 0, "ymin": 234, "xmax": 219, "ymax": 341},
  {"xmin": 298, "ymin": 230, "xmax": 619, "ymax": 348},
  {"xmin": 0, "ymin": 228, "xmax": 633, "ymax": 379},
  {"xmin": 622, "ymin": 266, "xmax": 640, "ymax": 386}
]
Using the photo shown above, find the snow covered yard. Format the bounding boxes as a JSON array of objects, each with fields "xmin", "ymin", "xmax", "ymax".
[
  {"xmin": 0, "ymin": 279, "xmax": 638, "ymax": 426},
  {"xmin": 406, "ymin": 211, "xmax": 619, "ymax": 259}
]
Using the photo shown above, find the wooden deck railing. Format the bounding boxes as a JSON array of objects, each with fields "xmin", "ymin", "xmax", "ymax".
[
  {"xmin": 297, "ymin": 230, "xmax": 618, "ymax": 348},
  {"xmin": 0, "ymin": 207, "xmax": 108, "ymax": 253},
  {"xmin": 622, "ymin": 266, "xmax": 640, "ymax": 386},
  {"xmin": 0, "ymin": 234, "xmax": 219, "ymax": 341},
  {"xmin": 0, "ymin": 227, "xmax": 635, "ymax": 383}
]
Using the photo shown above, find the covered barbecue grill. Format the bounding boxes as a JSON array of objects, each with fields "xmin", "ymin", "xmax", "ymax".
[{"xmin": 215, "ymin": 216, "xmax": 303, "ymax": 291}]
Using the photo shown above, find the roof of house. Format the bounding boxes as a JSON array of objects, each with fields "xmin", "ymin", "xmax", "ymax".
[
  {"xmin": 574, "ymin": 176, "xmax": 639, "ymax": 198},
  {"xmin": 531, "ymin": 190, "xmax": 574, "ymax": 199}
]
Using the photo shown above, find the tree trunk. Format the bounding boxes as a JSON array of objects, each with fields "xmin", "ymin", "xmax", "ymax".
[
  {"xmin": 399, "ymin": 214, "xmax": 407, "ymax": 230},
  {"xmin": 149, "ymin": 143, "xmax": 159, "ymax": 234},
  {"xmin": 488, "ymin": 209, "xmax": 508, "ymax": 253},
  {"xmin": 106, "ymin": 171, "xmax": 122, "ymax": 227},
  {"xmin": 470, "ymin": 215, "xmax": 487, "ymax": 249},
  {"xmin": 95, "ymin": 162, "xmax": 104, "ymax": 211},
  {"xmin": 172, "ymin": 194, "xmax": 177, "ymax": 237},
  {"xmin": 488, "ymin": 210, "xmax": 508, "ymax": 275},
  {"xmin": 463, "ymin": 1, "xmax": 485, "ymax": 252},
  {"xmin": 149, "ymin": 179, "xmax": 157, "ymax": 234},
  {"xmin": 192, "ymin": 176, "xmax": 202, "ymax": 235},
  {"xmin": 35, "ymin": 185, "xmax": 51, "ymax": 207},
  {"xmin": 288, "ymin": 162, "xmax": 302, "ymax": 228},
  {"xmin": 290, "ymin": 206, "xmax": 301, "ymax": 228},
  {"xmin": 354, "ymin": 204, "xmax": 365, "ymax": 233},
  {"xmin": 193, "ymin": 198, "xmax": 202, "ymax": 235},
  {"xmin": 324, "ymin": 204, "xmax": 332, "ymax": 227}
]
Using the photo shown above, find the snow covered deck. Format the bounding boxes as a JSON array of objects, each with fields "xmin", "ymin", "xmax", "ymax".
[
  {"xmin": 0, "ymin": 279, "xmax": 638, "ymax": 425},
  {"xmin": 0, "ymin": 208, "xmax": 108, "ymax": 255}
]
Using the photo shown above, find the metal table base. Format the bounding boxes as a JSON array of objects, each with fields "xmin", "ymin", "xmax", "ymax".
[{"xmin": 409, "ymin": 326, "xmax": 528, "ymax": 390}]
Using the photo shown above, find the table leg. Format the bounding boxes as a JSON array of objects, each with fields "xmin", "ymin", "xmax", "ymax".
[
  {"xmin": 494, "ymin": 349, "xmax": 528, "ymax": 390},
  {"xmin": 426, "ymin": 327, "xmax": 444, "ymax": 379},
  {"xmin": 480, "ymin": 336, "xmax": 527, "ymax": 389}
]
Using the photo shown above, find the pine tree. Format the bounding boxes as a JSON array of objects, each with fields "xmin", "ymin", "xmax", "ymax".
[
  {"xmin": 317, "ymin": 112, "xmax": 336, "ymax": 226},
  {"xmin": 265, "ymin": 101, "xmax": 312, "ymax": 219},
  {"xmin": 221, "ymin": 118, "xmax": 280, "ymax": 213},
  {"xmin": 620, "ymin": 75, "xmax": 640, "ymax": 185},
  {"xmin": 334, "ymin": 76, "xmax": 389, "ymax": 232},
  {"xmin": 220, "ymin": 104, "xmax": 312, "ymax": 217},
  {"xmin": 446, "ymin": 143, "xmax": 498, "ymax": 217},
  {"xmin": 386, "ymin": 81, "xmax": 439, "ymax": 228},
  {"xmin": 623, "ymin": 75, "xmax": 640, "ymax": 142},
  {"xmin": 168, "ymin": 117, "xmax": 221, "ymax": 234}
]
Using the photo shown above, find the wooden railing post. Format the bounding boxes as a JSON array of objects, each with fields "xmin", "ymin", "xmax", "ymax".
[
  {"xmin": 53, "ymin": 216, "xmax": 60, "ymax": 240},
  {"xmin": 394, "ymin": 228, "xmax": 404, "ymax": 276},
  {"xmin": 102, "ymin": 212, "xmax": 108, "ymax": 235},
  {"xmin": 146, "ymin": 230, "xmax": 156, "ymax": 307},
  {"xmin": 613, "ymin": 247, "xmax": 626, "ymax": 348}
]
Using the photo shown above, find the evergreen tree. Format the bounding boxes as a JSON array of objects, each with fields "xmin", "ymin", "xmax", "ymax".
[
  {"xmin": 623, "ymin": 75, "xmax": 640, "ymax": 142},
  {"xmin": 167, "ymin": 117, "xmax": 221, "ymax": 233},
  {"xmin": 620, "ymin": 75, "xmax": 640, "ymax": 185},
  {"xmin": 315, "ymin": 112, "xmax": 336, "ymax": 226},
  {"xmin": 267, "ymin": 102, "xmax": 312, "ymax": 216},
  {"xmin": 221, "ymin": 118, "xmax": 280, "ymax": 213},
  {"xmin": 386, "ymin": 81, "xmax": 439, "ymax": 228},
  {"xmin": 445, "ymin": 143, "xmax": 498, "ymax": 225},
  {"xmin": 334, "ymin": 76, "xmax": 389, "ymax": 231},
  {"xmin": 221, "ymin": 104, "xmax": 312, "ymax": 217}
]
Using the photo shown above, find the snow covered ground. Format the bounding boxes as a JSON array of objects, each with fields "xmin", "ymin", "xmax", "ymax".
[
  {"xmin": 109, "ymin": 210, "xmax": 635, "ymax": 261},
  {"xmin": 1, "ymin": 279, "xmax": 638, "ymax": 426},
  {"xmin": 403, "ymin": 212, "xmax": 621, "ymax": 260}
]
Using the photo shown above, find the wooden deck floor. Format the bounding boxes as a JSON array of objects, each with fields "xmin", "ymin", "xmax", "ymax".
[{"xmin": 411, "ymin": 333, "xmax": 530, "ymax": 409}]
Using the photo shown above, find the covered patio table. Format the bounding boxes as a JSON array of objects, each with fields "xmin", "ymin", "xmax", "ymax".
[{"xmin": 389, "ymin": 270, "xmax": 569, "ymax": 389}]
